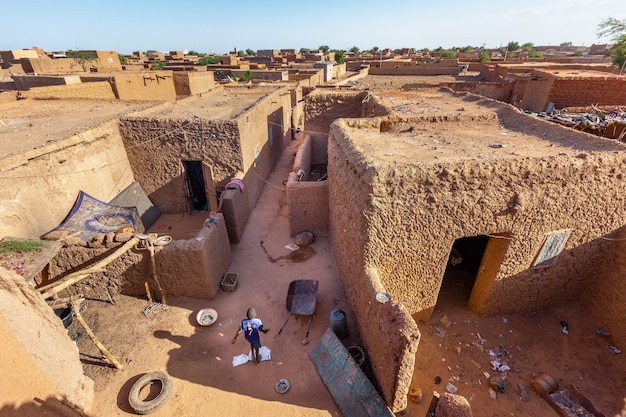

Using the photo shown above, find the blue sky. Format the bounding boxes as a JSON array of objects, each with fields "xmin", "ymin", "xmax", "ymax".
[{"xmin": 1, "ymin": 0, "xmax": 620, "ymax": 54}]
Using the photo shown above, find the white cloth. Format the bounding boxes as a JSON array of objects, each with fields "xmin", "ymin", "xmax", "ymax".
[{"xmin": 232, "ymin": 346, "xmax": 271, "ymax": 367}]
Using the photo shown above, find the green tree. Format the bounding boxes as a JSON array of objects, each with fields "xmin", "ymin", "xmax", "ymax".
[
  {"xmin": 560, "ymin": 42, "xmax": 573, "ymax": 47},
  {"xmin": 572, "ymin": 51, "xmax": 584, "ymax": 57},
  {"xmin": 507, "ymin": 41, "xmax": 520, "ymax": 52},
  {"xmin": 150, "ymin": 60, "xmax": 165, "ymax": 70},
  {"xmin": 237, "ymin": 70, "xmax": 252, "ymax": 82},
  {"xmin": 237, "ymin": 50, "xmax": 245, "ymax": 57},
  {"xmin": 197, "ymin": 55, "xmax": 220, "ymax": 65},
  {"xmin": 187, "ymin": 51, "xmax": 202, "ymax": 56},
  {"xmin": 245, "ymin": 49, "xmax": 256, "ymax": 56},
  {"xmin": 371, "ymin": 46, "xmax": 379, "ymax": 52},
  {"xmin": 478, "ymin": 52, "xmax": 491, "ymax": 62},
  {"xmin": 318, "ymin": 45, "xmax": 330, "ymax": 54},
  {"xmin": 300, "ymin": 47, "xmax": 310, "ymax": 54},
  {"xmin": 333, "ymin": 49, "xmax": 346, "ymax": 64},
  {"xmin": 67, "ymin": 50, "xmax": 99, "ymax": 71},
  {"xmin": 440, "ymin": 50, "xmax": 457, "ymax": 58},
  {"xmin": 118, "ymin": 54, "xmax": 127, "ymax": 65},
  {"xmin": 350, "ymin": 46, "xmax": 360, "ymax": 53},
  {"xmin": 528, "ymin": 51, "xmax": 545, "ymax": 58},
  {"xmin": 597, "ymin": 17, "xmax": 626, "ymax": 69},
  {"xmin": 521, "ymin": 42, "xmax": 534, "ymax": 52},
  {"xmin": 459, "ymin": 45, "xmax": 472, "ymax": 53}
]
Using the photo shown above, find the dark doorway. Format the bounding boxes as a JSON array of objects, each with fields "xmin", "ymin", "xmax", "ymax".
[
  {"xmin": 182, "ymin": 160, "xmax": 208, "ymax": 211},
  {"xmin": 437, "ymin": 235, "xmax": 490, "ymax": 307}
]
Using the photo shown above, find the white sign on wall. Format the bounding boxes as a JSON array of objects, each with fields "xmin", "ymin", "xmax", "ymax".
[{"xmin": 532, "ymin": 229, "xmax": 571, "ymax": 268}]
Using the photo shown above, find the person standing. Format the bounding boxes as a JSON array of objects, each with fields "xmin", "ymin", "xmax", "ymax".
[{"xmin": 232, "ymin": 307, "xmax": 269, "ymax": 363}]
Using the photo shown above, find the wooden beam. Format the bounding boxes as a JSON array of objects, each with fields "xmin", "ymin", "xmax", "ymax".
[{"xmin": 38, "ymin": 237, "xmax": 139, "ymax": 299}]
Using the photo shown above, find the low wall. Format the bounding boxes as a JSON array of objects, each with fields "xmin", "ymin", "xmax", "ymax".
[
  {"xmin": 220, "ymin": 187, "xmax": 251, "ymax": 244},
  {"xmin": 157, "ymin": 214, "xmax": 231, "ymax": 299},
  {"xmin": 287, "ymin": 172, "xmax": 329, "ymax": 237},
  {"xmin": 26, "ymin": 81, "xmax": 116, "ymax": 100},
  {"xmin": 43, "ymin": 215, "xmax": 231, "ymax": 300},
  {"xmin": 12, "ymin": 75, "xmax": 81, "ymax": 90}
]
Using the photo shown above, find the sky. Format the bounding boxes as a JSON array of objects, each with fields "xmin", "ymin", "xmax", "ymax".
[{"xmin": 1, "ymin": 0, "xmax": 621, "ymax": 55}]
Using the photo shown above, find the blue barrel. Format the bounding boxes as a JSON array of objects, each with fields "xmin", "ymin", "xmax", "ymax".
[{"xmin": 330, "ymin": 309, "xmax": 348, "ymax": 339}]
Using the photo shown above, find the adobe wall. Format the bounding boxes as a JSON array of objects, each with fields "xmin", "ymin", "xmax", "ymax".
[
  {"xmin": 520, "ymin": 73, "xmax": 555, "ymax": 112},
  {"xmin": 546, "ymin": 74, "xmax": 626, "ymax": 109},
  {"xmin": 0, "ymin": 268, "xmax": 94, "ymax": 412},
  {"xmin": 12, "ymin": 75, "xmax": 81, "ymax": 90},
  {"xmin": 156, "ymin": 214, "xmax": 231, "ymax": 298},
  {"xmin": 438, "ymin": 81, "xmax": 514, "ymax": 103},
  {"xmin": 329, "ymin": 116, "xmax": 626, "ymax": 322},
  {"xmin": 287, "ymin": 172, "xmax": 329, "ymax": 237},
  {"xmin": 327, "ymin": 126, "xmax": 420, "ymax": 412},
  {"xmin": 369, "ymin": 59, "xmax": 460, "ymax": 76},
  {"xmin": 0, "ymin": 120, "xmax": 135, "ymax": 238},
  {"xmin": 235, "ymin": 87, "xmax": 294, "ymax": 205},
  {"xmin": 44, "ymin": 214, "xmax": 230, "ymax": 300},
  {"xmin": 584, "ymin": 225, "xmax": 626, "ymax": 349},
  {"xmin": 110, "ymin": 71, "xmax": 176, "ymax": 101},
  {"xmin": 173, "ymin": 72, "xmax": 215, "ymax": 97},
  {"xmin": 26, "ymin": 81, "xmax": 116, "ymax": 100},
  {"xmin": 118, "ymin": 116, "xmax": 243, "ymax": 213}
]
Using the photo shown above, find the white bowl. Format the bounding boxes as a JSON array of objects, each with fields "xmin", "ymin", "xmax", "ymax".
[{"xmin": 196, "ymin": 308, "xmax": 218, "ymax": 326}]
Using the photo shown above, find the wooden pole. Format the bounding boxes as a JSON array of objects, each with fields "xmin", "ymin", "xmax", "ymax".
[
  {"xmin": 148, "ymin": 243, "xmax": 167, "ymax": 305},
  {"xmin": 70, "ymin": 300, "xmax": 123, "ymax": 370},
  {"xmin": 144, "ymin": 281, "xmax": 153, "ymax": 303},
  {"xmin": 38, "ymin": 237, "xmax": 139, "ymax": 299}
]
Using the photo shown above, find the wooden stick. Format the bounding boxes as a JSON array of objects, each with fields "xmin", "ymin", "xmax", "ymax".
[
  {"xmin": 70, "ymin": 300, "xmax": 123, "ymax": 370},
  {"xmin": 105, "ymin": 288, "xmax": 116, "ymax": 306},
  {"xmin": 53, "ymin": 394, "xmax": 92, "ymax": 417},
  {"xmin": 148, "ymin": 243, "xmax": 167, "ymax": 305},
  {"xmin": 38, "ymin": 237, "xmax": 139, "ymax": 299},
  {"xmin": 144, "ymin": 281, "xmax": 153, "ymax": 303}
]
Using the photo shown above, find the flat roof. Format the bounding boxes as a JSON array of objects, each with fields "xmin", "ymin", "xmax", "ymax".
[
  {"xmin": 0, "ymin": 98, "xmax": 156, "ymax": 159},
  {"xmin": 340, "ymin": 89, "xmax": 626, "ymax": 165},
  {"xmin": 132, "ymin": 85, "xmax": 282, "ymax": 121}
]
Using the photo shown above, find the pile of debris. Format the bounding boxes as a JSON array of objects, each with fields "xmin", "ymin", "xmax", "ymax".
[{"xmin": 527, "ymin": 107, "xmax": 626, "ymax": 140}]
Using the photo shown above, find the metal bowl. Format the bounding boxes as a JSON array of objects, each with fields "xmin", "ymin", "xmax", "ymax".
[{"xmin": 275, "ymin": 378, "xmax": 290, "ymax": 394}]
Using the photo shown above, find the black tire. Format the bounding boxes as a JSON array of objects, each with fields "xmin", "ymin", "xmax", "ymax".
[{"xmin": 128, "ymin": 371, "xmax": 173, "ymax": 415}]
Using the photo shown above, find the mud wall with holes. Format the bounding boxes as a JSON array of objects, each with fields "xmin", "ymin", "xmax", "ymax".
[
  {"xmin": 304, "ymin": 91, "xmax": 391, "ymax": 134},
  {"xmin": 118, "ymin": 116, "xmax": 243, "ymax": 213},
  {"xmin": 327, "ymin": 123, "xmax": 419, "ymax": 412},
  {"xmin": 0, "ymin": 268, "xmax": 94, "ymax": 412},
  {"xmin": 0, "ymin": 120, "xmax": 135, "ymax": 239},
  {"xmin": 328, "ymin": 116, "xmax": 626, "ymax": 410},
  {"xmin": 41, "ymin": 215, "xmax": 230, "ymax": 300},
  {"xmin": 585, "ymin": 224, "xmax": 626, "ymax": 350}
]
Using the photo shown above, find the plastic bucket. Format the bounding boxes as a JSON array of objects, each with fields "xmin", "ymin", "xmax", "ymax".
[{"xmin": 330, "ymin": 309, "xmax": 348, "ymax": 339}]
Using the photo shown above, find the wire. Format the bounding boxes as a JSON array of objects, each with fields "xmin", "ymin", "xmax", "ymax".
[
  {"xmin": 251, "ymin": 169, "xmax": 286, "ymax": 191},
  {"xmin": 599, "ymin": 236, "xmax": 626, "ymax": 241}
]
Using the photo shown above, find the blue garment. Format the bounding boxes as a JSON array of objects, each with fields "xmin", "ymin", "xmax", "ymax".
[{"xmin": 240, "ymin": 318, "xmax": 264, "ymax": 348}]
